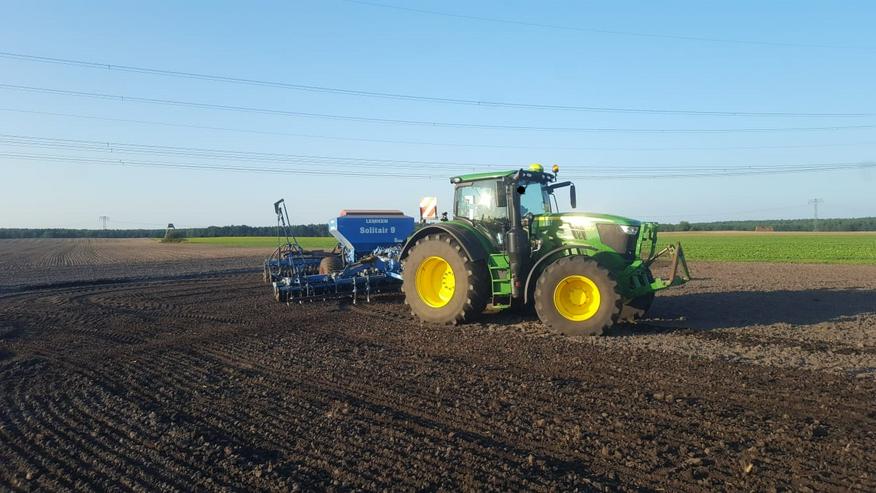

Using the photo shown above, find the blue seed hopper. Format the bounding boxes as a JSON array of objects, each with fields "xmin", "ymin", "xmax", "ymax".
[{"xmin": 265, "ymin": 200, "xmax": 415, "ymax": 303}]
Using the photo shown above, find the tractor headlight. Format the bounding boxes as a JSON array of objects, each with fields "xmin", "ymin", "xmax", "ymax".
[{"xmin": 619, "ymin": 225, "xmax": 639, "ymax": 235}]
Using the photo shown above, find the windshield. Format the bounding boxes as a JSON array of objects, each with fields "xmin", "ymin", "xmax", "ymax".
[{"xmin": 519, "ymin": 180, "xmax": 552, "ymax": 216}]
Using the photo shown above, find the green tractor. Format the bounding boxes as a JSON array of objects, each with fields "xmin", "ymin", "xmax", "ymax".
[{"xmin": 400, "ymin": 164, "xmax": 690, "ymax": 336}]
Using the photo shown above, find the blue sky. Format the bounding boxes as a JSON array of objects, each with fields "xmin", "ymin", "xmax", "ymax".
[{"xmin": 1, "ymin": 0, "xmax": 874, "ymax": 228}]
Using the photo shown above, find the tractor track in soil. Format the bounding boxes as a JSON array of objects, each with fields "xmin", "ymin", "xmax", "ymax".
[{"xmin": 0, "ymin": 247, "xmax": 874, "ymax": 491}]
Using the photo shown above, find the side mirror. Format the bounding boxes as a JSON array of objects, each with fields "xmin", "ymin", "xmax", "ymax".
[{"xmin": 546, "ymin": 181, "xmax": 577, "ymax": 209}]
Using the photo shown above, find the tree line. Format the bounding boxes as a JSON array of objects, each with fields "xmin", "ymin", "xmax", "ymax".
[
  {"xmin": 659, "ymin": 217, "xmax": 876, "ymax": 232},
  {"xmin": 0, "ymin": 224, "xmax": 330, "ymax": 239}
]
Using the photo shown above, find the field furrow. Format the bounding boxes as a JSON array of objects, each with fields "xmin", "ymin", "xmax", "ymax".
[{"xmin": 0, "ymin": 240, "xmax": 874, "ymax": 490}]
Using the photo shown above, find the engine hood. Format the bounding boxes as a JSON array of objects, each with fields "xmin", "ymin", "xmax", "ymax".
[{"xmin": 546, "ymin": 212, "xmax": 641, "ymax": 227}]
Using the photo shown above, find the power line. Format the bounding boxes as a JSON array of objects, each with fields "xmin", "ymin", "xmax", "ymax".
[
  {"xmin": 0, "ymin": 147, "xmax": 873, "ymax": 180},
  {"xmin": 5, "ymin": 107, "xmax": 876, "ymax": 152},
  {"xmin": 0, "ymin": 50, "xmax": 870, "ymax": 117},
  {"xmin": 569, "ymin": 164, "xmax": 875, "ymax": 180},
  {"xmin": 0, "ymin": 152, "xmax": 434, "ymax": 178},
  {"xmin": 3, "ymin": 83, "xmax": 876, "ymax": 134},
  {"xmin": 0, "ymin": 134, "xmax": 495, "ymax": 170},
  {"xmin": 1, "ymin": 133, "xmax": 875, "ymax": 175},
  {"xmin": 342, "ymin": 0, "xmax": 874, "ymax": 51}
]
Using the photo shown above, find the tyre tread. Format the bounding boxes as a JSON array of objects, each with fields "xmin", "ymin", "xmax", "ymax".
[
  {"xmin": 402, "ymin": 233, "xmax": 489, "ymax": 325},
  {"xmin": 534, "ymin": 256, "xmax": 622, "ymax": 336}
]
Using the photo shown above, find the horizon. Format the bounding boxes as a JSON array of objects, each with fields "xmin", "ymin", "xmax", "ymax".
[
  {"xmin": 3, "ymin": 215, "xmax": 876, "ymax": 232},
  {"xmin": 2, "ymin": 1, "xmax": 875, "ymax": 228}
]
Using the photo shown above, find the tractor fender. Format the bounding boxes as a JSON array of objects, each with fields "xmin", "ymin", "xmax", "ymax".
[
  {"xmin": 400, "ymin": 223, "xmax": 489, "ymax": 263},
  {"xmin": 523, "ymin": 246, "xmax": 598, "ymax": 304}
]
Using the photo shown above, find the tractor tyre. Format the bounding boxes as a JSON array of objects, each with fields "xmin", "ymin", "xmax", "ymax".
[
  {"xmin": 620, "ymin": 268, "xmax": 655, "ymax": 322},
  {"xmin": 318, "ymin": 255, "xmax": 344, "ymax": 275},
  {"xmin": 534, "ymin": 256, "xmax": 622, "ymax": 336},
  {"xmin": 402, "ymin": 233, "xmax": 490, "ymax": 324}
]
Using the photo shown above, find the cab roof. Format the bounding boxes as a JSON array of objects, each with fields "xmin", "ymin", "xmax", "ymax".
[
  {"xmin": 449, "ymin": 170, "xmax": 516, "ymax": 183},
  {"xmin": 450, "ymin": 168, "xmax": 556, "ymax": 184}
]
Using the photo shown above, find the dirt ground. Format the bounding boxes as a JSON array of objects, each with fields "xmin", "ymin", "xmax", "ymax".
[
  {"xmin": 0, "ymin": 239, "xmax": 874, "ymax": 491},
  {"xmin": 0, "ymin": 238, "xmax": 266, "ymax": 291}
]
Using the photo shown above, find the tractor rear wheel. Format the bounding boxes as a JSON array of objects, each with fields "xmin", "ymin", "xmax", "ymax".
[
  {"xmin": 318, "ymin": 255, "xmax": 344, "ymax": 275},
  {"xmin": 534, "ymin": 256, "xmax": 622, "ymax": 336},
  {"xmin": 402, "ymin": 234, "xmax": 489, "ymax": 324}
]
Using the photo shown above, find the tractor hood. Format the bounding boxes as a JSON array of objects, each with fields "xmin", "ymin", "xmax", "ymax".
[
  {"xmin": 532, "ymin": 212, "xmax": 645, "ymax": 257},
  {"xmin": 547, "ymin": 212, "xmax": 641, "ymax": 227}
]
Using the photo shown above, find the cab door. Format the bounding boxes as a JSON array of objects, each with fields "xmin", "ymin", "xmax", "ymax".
[{"xmin": 453, "ymin": 180, "xmax": 509, "ymax": 249}]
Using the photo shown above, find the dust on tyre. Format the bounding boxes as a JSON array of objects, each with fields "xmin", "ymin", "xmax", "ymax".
[
  {"xmin": 534, "ymin": 256, "xmax": 622, "ymax": 336},
  {"xmin": 620, "ymin": 267, "xmax": 655, "ymax": 322},
  {"xmin": 402, "ymin": 233, "xmax": 489, "ymax": 324},
  {"xmin": 318, "ymin": 255, "xmax": 344, "ymax": 275}
]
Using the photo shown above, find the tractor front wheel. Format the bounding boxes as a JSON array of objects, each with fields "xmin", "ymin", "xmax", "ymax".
[
  {"xmin": 534, "ymin": 256, "xmax": 622, "ymax": 336},
  {"xmin": 402, "ymin": 234, "xmax": 489, "ymax": 324}
]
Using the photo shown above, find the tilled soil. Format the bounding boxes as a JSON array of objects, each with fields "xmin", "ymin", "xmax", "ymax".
[
  {"xmin": 0, "ymin": 238, "xmax": 268, "ymax": 292},
  {"xmin": 0, "ymin": 252, "xmax": 874, "ymax": 491},
  {"xmin": 533, "ymin": 262, "xmax": 876, "ymax": 378}
]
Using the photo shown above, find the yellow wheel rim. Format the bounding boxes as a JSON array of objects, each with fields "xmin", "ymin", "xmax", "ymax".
[
  {"xmin": 553, "ymin": 275, "xmax": 601, "ymax": 321},
  {"xmin": 415, "ymin": 256, "xmax": 456, "ymax": 308}
]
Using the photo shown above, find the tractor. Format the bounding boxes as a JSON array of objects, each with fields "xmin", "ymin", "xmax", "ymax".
[{"xmin": 400, "ymin": 164, "xmax": 690, "ymax": 336}]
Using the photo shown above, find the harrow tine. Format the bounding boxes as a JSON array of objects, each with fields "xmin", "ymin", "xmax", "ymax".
[{"xmin": 366, "ymin": 274, "xmax": 371, "ymax": 303}]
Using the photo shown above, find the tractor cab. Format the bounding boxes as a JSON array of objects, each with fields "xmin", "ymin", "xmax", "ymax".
[{"xmin": 450, "ymin": 164, "xmax": 573, "ymax": 249}]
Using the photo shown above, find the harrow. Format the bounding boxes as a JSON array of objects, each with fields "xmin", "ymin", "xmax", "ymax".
[{"xmin": 264, "ymin": 199, "xmax": 414, "ymax": 304}]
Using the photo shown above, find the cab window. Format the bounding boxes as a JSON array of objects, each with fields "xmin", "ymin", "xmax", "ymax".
[{"xmin": 454, "ymin": 181, "xmax": 508, "ymax": 221}]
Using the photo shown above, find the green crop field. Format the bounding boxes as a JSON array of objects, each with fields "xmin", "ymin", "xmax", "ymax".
[
  {"xmin": 185, "ymin": 236, "xmax": 337, "ymax": 250},
  {"xmin": 183, "ymin": 232, "xmax": 876, "ymax": 264},
  {"xmin": 658, "ymin": 232, "xmax": 876, "ymax": 264}
]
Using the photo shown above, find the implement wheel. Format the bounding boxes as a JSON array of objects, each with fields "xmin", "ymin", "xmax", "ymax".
[
  {"xmin": 534, "ymin": 256, "xmax": 622, "ymax": 336},
  {"xmin": 402, "ymin": 234, "xmax": 489, "ymax": 324},
  {"xmin": 273, "ymin": 285, "xmax": 288, "ymax": 303},
  {"xmin": 318, "ymin": 255, "xmax": 344, "ymax": 275}
]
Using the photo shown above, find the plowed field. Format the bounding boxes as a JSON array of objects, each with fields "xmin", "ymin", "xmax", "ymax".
[{"xmin": 1, "ymin": 239, "xmax": 873, "ymax": 491}]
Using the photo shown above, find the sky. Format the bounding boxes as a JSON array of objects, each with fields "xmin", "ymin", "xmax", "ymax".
[{"xmin": 1, "ymin": 0, "xmax": 874, "ymax": 229}]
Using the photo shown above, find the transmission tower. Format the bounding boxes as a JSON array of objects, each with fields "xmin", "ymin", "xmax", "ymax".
[
  {"xmin": 99, "ymin": 215, "xmax": 109, "ymax": 230},
  {"xmin": 808, "ymin": 199, "xmax": 823, "ymax": 231}
]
